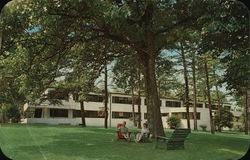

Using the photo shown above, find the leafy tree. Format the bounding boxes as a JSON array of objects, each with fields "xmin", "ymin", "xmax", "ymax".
[
  {"xmin": 214, "ymin": 107, "xmax": 234, "ymax": 130},
  {"xmin": 3, "ymin": 104, "xmax": 21, "ymax": 123},
  {"xmin": 1, "ymin": 0, "xmax": 248, "ymax": 136}
]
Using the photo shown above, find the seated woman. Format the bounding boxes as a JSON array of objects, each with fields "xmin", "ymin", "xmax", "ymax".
[
  {"xmin": 120, "ymin": 121, "xmax": 130, "ymax": 140},
  {"xmin": 117, "ymin": 121, "xmax": 131, "ymax": 141},
  {"xmin": 135, "ymin": 123, "xmax": 150, "ymax": 143}
]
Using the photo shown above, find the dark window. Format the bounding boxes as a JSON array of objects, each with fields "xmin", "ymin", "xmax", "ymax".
[
  {"xmin": 172, "ymin": 112, "xmax": 200, "ymax": 120},
  {"xmin": 87, "ymin": 94, "xmax": 103, "ymax": 102},
  {"xmin": 50, "ymin": 109, "xmax": 68, "ymax": 118},
  {"xmin": 112, "ymin": 112, "xmax": 132, "ymax": 119},
  {"xmin": 189, "ymin": 103, "xmax": 203, "ymax": 108},
  {"xmin": 166, "ymin": 101, "xmax": 181, "ymax": 107},
  {"xmin": 171, "ymin": 112, "xmax": 182, "ymax": 119},
  {"xmin": 73, "ymin": 110, "xmax": 104, "ymax": 118},
  {"xmin": 161, "ymin": 113, "xmax": 169, "ymax": 117},
  {"xmin": 197, "ymin": 103, "xmax": 203, "ymax": 108},
  {"xmin": 206, "ymin": 104, "xmax": 219, "ymax": 109},
  {"xmin": 34, "ymin": 108, "xmax": 42, "ymax": 118},
  {"xmin": 144, "ymin": 113, "xmax": 148, "ymax": 119},
  {"xmin": 112, "ymin": 96, "xmax": 132, "ymax": 104}
]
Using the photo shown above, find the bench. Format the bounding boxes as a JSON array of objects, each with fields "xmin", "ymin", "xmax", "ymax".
[{"xmin": 155, "ymin": 128, "xmax": 191, "ymax": 150}]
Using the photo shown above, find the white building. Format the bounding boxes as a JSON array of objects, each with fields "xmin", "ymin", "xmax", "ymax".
[{"xmin": 22, "ymin": 91, "xmax": 241, "ymax": 131}]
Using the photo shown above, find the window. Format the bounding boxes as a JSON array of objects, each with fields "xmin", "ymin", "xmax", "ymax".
[
  {"xmin": 87, "ymin": 94, "xmax": 103, "ymax": 102},
  {"xmin": 73, "ymin": 110, "xmax": 104, "ymax": 118},
  {"xmin": 197, "ymin": 103, "xmax": 203, "ymax": 108},
  {"xmin": 34, "ymin": 108, "xmax": 42, "ymax": 118},
  {"xmin": 112, "ymin": 96, "xmax": 132, "ymax": 104},
  {"xmin": 161, "ymin": 113, "xmax": 169, "ymax": 117},
  {"xmin": 172, "ymin": 112, "xmax": 200, "ymax": 120},
  {"xmin": 112, "ymin": 112, "xmax": 133, "ymax": 119},
  {"xmin": 50, "ymin": 109, "xmax": 68, "ymax": 118},
  {"xmin": 166, "ymin": 101, "xmax": 181, "ymax": 107},
  {"xmin": 171, "ymin": 112, "xmax": 183, "ymax": 119},
  {"xmin": 144, "ymin": 113, "xmax": 148, "ymax": 119},
  {"xmin": 189, "ymin": 103, "xmax": 203, "ymax": 108}
]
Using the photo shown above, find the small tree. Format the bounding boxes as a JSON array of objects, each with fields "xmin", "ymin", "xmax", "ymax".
[
  {"xmin": 167, "ymin": 116, "xmax": 181, "ymax": 129},
  {"xmin": 3, "ymin": 104, "xmax": 21, "ymax": 123},
  {"xmin": 214, "ymin": 108, "xmax": 234, "ymax": 130}
]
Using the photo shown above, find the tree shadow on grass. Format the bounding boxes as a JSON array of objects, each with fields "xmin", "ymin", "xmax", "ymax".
[{"xmin": 3, "ymin": 128, "xmax": 248, "ymax": 160}]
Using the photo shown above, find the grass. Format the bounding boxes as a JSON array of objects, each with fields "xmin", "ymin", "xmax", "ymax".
[{"xmin": 0, "ymin": 124, "xmax": 249, "ymax": 160}]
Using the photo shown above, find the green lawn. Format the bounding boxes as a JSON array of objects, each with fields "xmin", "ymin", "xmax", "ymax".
[{"xmin": 0, "ymin": 124, "xmax": 248, "ymax": 160}]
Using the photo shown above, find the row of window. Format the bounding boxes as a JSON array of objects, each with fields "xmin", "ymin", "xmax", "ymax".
[
  {"xmin": 171, "ymin": 112, "xmax": 201, "ymax": 120},
  {"xmin": 50, "ymin": 92, "xmax": 231, "ymax": 109},
  {"xmin": 34, "ymin": 109, "xmax": 200, "ymax": 120},
  {"xmin": 86, "ymin": 95, "xmax": 209, "ymax": 108},
  {"xmin": 205, "ymin": 104, "xmax": 231, "ymax": 110},
  {"xmin": 70, "ymin": 93, "xmax": 233, "ymax": 109}
]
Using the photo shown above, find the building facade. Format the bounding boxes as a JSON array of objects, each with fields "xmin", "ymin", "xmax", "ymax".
[{"xmin": 22, "ymin": 91, "xmax": 241, "ymax": 131}]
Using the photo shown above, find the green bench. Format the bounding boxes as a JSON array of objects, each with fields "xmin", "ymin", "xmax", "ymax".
[{"xmin": 155, "ymin": 128, "xmax": 191, "ymax": 150}]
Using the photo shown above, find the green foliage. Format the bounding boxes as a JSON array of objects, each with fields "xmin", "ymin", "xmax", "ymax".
[
  {"xmin": 214, "ymin": 108, "xmax": 234, "ymax": 129},
  {"xmin": 3, "ymin": 104, "xmax": 21, "ymax": 123},
  {"xmin": 112, "ymin": 55, "xmax": 140, "ymax": 93},
  {"xmin": 167, "ymin": 116, "xmax": 181, "ymax": 129}
]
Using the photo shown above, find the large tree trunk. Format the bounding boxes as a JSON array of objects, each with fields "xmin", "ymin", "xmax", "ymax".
[
  {"xmin": 204, "ymin": 57, "xmax": 215, "ymax": 134},
  {"xmin": 131, "ymin": 87, "xmax": 136, "ymax": 126},
  {"xmin": 104, "ymin": 64, "xmax": 108, "ymax": 129},
  {"xmin": 80, "ymin": 101, "xmax": 86, "ymax": 127},
  {"xmin": 139, "ymin": 52, "xmax": 165, "ymax": 137},
  {"xmin": 244, "ymin": 89, "xmax": 249, "ymax": 135},
  {"xmin": 180, "ymin": 42, "xmax": 190, "ymax": 129},
  {"xmin": 191, "ymin": 54, "xmax": 198, "ymax": 131}
]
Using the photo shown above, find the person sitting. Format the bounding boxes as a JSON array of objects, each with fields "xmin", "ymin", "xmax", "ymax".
[
  {"xmin": 120, "ymin": 121, "xmax": 130, "ymax": 140},
  {"xmin": 135, "ymin": 123, "xmax": 151, "ymax": 143},
  {"xmin": 116, "ymin": 121, "xmax": 131, "ymax": 141}
]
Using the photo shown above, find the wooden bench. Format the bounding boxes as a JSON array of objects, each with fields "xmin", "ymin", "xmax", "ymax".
[{"xmin": 155, "ymin": 128, "xmax": 191, "ymax": 150}]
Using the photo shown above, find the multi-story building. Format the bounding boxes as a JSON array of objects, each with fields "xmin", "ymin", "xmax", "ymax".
[{"xmin": 22, "ymin": 90, "xmax": 242, "ymax": 131}]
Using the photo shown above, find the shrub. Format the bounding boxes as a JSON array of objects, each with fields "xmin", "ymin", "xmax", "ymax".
[
  {"xmin": 214, "ymin": 108, "xmax": 234, "ymax": 129},
  {"xmin": 3, "ymin": 104, "xmax": 21, "ymax": 123},
  {"xmin": 167, "ymin": 116, "xmax": 181, "ymax": 129},
  {"xmin": 199, "ymin": 124, "xmax": 207, "ymax": 131}
]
